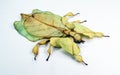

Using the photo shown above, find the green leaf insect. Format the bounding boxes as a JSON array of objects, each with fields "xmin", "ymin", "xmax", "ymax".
[{"xmin": 14, "ymin": 9, "xmax": 109, "ymax": 65}]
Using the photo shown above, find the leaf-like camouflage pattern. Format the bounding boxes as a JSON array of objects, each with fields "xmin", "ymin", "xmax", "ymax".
[
  {"xmin": 14, "ymin": 9, "xmax": 108, "ymax": 65},
  {"xmin": 22, "ymin": 9, "xmax": 70, "ymax": 38},
  {"xmin": 73, "ymin": 22, "xmax": 104, "ymax": 38},
  {"xmin": 24, "ymin": 16, "xmax": 64, "ymax": 37},
  {"xmin": 50, "ymin": 37, "xmax": 87, "ymax": 64},
  {"xmin": 32, "ymin": 9, "xmax": 67, "ymax": 29},
  {"xmin": 57, "ymin": 38, "xmax": 80, "ymax": 55},
  {"xmin": 73, "ymin": 22, "xmax": 95, "ymax": 38},
  {"xmin": 14, "ymin": 20, "xmax": 40, "ymax": 41}
]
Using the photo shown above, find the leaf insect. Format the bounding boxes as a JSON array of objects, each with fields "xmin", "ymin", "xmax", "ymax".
[{"xmin": 14, "ymin": 9, "xmax": 109, "ymax": 65}]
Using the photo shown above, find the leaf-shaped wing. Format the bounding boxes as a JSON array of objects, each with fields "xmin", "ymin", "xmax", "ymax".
[
  {"xmin": 32, "ymin": 9, "xmax": 67, "ymax": 29},
  {"xmin": 24, "ymin": 16, "xmax": 64, "ymax": 38},
  {"xmin": 14, "ymin": 20, "xmax": 40, "ymax": 42}
]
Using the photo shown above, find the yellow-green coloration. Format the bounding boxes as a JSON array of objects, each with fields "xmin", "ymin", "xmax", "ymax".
[
  {"xmin": 14, "ymin": 9, "xmax": 109, "ymax": 65},
  {"xmin": 50, "ymin": 38, "xmax": 87, "ymax": 64}
]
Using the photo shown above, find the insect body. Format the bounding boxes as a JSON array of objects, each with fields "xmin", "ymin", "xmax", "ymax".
[{"xmin": 14, "ymin": 9, "xmax": 109, "ymax": 65}]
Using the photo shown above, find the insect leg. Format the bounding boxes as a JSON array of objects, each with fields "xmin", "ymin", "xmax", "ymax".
[
  {"xmin": 55, "ymin": 38, "xmax": 87, "ymax": 65},
  {"xmin": 74, "ymin": 55, "xmax": 88, "ymax": 65},
  {"xmin": 94, "ymin": 32, "xmax": 110, "ymax": 38},
  {"xmin": 64, "ymin": 20, "xmax": 87, "ymax": 30},
  {"xmin": 46, "ymin": 45, "xmax": 52, "ymax": 61},
  {"xmin": 32, "ymin": 39, "xmax": 50, "ymax": 60},
  {"xmin": 72, "ymin": 42, "xmax": 88, "ymax": 65},
  {"xmin": 73, "ymin": 20, "xmax": 87, "ymax": 24},
  {"xmin": 69, "ymin": 31, "xmax": 82, "ymax": 42},
  {"xmin": 62, "ymin": 12, "xmax": 80, "ymax": 25},
  {"xmin": 64, "ymin": 12, "xmax": 80, "ymax": 17}
]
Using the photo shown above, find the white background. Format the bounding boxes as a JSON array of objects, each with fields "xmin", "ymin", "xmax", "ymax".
[{"xmin": 0, "ymin": 0, "xmax": 120, "ymax": 75}]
